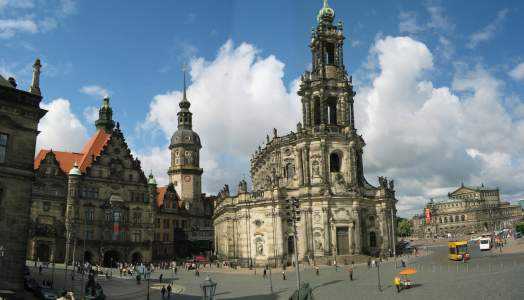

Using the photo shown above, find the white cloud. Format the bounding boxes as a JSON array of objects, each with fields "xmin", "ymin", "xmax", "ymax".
[
  {"xmin": 0, "ymin": 18, "xmax": 38, "ymax": 38},
  {"xmin": 140, "ymin": 36, "xmax": 524, "ymax": 216},
  {"xmin": 0, "ymin": 0, "xmax": 75, "ymax": 38},
  {"xmin": 467, "ymin": 8, "xmax": 509, "ymax": 48},
  {"xmin": 398, "ymin": 11, "xmax": 422, "ymax": 34},
  {"xmin": 356, "ymin": 36, "xmax": 524, "ymax": 216},
  {"xmin": 140, "ymin": 40, "xmax": 300, "ymax": 192},
  {"xmin": 80, "ymin": 85, "xmax": 110, "ymax": 99},
  {"xmin": 509, "ymin": 63, "xmax": 524, "ymax": 82},
  {"xmin": 83, "ymin": 106, "xmax": 99, "ymax": 123},
  {"xmin": 37, "ymin": 98, "xmax": 88, "ymax": 153}
]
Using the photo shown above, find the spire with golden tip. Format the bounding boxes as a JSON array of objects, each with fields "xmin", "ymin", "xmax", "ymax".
[{"xmin": 29, "ymin": 58, "xmax": 42, "ymax": 95}]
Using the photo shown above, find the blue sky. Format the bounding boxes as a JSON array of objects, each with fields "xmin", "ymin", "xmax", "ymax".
[{"xmin": 2, "ymin": 0, "xmax": 524, "ymax": 216}]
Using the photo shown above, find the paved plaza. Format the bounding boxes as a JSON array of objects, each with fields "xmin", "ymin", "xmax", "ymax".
[{"xmin": 28, "ymin": 239, "xmax": 524, "ymax": 300}]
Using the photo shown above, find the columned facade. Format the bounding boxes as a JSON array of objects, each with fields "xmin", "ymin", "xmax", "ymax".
[{"xmin": 213, "ymin": 1, "xmax": 397, "ymax": 267}]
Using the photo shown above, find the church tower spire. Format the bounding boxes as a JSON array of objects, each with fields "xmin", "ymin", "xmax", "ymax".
[
  {"xmin": 168, "ymin": 67, "xmax": 203, "ymax": 213},
  {"xmin": 297, "ymin": 0, "xmax": 356, "ymax": 132},
  {"xmin": 95, "ymin": 96, "xmax": 115, "ymax": 133},
  {"xmin": 177, "ymin": 67, "xmax": 192, "ymax": 130}
]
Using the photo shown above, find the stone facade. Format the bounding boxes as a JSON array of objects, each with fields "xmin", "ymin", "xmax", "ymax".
[
  {"xmin": 0, "ymin": 60, "xmax": 46, "ymax": 297},
  {"xmin": 413, "ymin": 185, "xmax": 523, "ymax": 238},
  {"xmin": 213, "ymin": 2, "xmax": 397, "ymax": 267},
  {"xmin": 152, "ymin": 81, "xmax": 214, "ymax": 260},
  {"xmin": 31, "ymin": 98, "xmax": 154, "ymax": 266},
  {"xmin": 30, "ymin": 91, "xmax": 213, "ymax": 267}
]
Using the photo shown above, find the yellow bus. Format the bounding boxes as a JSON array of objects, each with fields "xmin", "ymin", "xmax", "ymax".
[{"xmin": 448, "ymin": 241, "xmax": 469, "ymax": 261}]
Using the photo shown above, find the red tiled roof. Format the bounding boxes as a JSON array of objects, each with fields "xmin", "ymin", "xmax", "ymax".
[
  {"xmin": 34, "ymin": 150, "xmax": 84, "ymax": 174},
  {"xmin": 34, "ymin": 129, "xmax": 112, "ymax": 174},
  {"xmin": 156, "ymin": 186, "xmax": 167, "ymax": 208},
  {"xmin": 156, "ymin": 186, "xmax": 181, "ymax": 209},
  {"xmin": 79, "ymin": 130, "xmax": 111, "ymax": 172}
]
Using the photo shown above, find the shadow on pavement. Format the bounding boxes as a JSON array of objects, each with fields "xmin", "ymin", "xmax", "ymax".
[{"xmin": 311, "ymin": 280, "xmax": 344, "ymax": 292}]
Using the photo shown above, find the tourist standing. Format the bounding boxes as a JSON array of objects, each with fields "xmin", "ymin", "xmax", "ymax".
[
  {"xmin": 167, "ymin": 284, "xmax": 172, "ymax": 299},
  {"xmin": 348, "ymin": 267, "xmax": 353, "ymax": 281},
  {"xmin": 161, "ymin": 285, "xmax": 166, "ymax": 299},
  {"xmin": 282, "ymin": 270, "xmax": 286, "ymax": 280}
]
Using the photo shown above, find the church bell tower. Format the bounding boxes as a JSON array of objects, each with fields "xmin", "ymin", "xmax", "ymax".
[
  {"xmin": 298, "ymin": 0, "xmax": 356, "ymax": 133},
  {"xmin": 168, "ymin": 70, "xmax": 203, "ymax": 211}
]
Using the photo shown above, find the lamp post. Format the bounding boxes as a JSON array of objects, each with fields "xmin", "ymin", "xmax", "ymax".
[
  {"xmin": 376, "ymin": 260, "xmax": 382, "ymax": 292},
  {"xmin": 200, "ymin": 276, "xmax": 217, "ymax": 300},
  {"xmin": 146, "ymin": 270, "xmax": 151, "ymax": 300},
  {"xmin": 285, "ymin": 197, "xmax": 301, "ymax": 299}
]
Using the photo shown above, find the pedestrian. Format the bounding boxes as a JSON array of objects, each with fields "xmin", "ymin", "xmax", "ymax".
[
  {"xmin": 167, "ymin": 284, "xmax": 172, "ymax": 299},
  {"xmin": 263, "ymin": 268, "xmax": 267, "ymax": 279},
  {"xmin": 367, "ymin": 258, "xmax": 371, "ymax": 269},
  {"xmin": 394, "ymin": 276, "xmax": 401, "ymax": 293},
  {"xmin": 161, "ymin": 285, "xmax": 166, "ymax": 299},
  {"xmin": 315, "ymin": 265, "xmax": 319, "ymax": 276},
  {"xmin": 401, "ymin": 259, "xmax": 406, "ymax": 268},
  {"xmin": 334, "ymin": 259, "xmax": 338, "ymax": 272},
  {"xmin": 348, "ymin": 267, "xmax": 353, "ymax": 281},
  {"xmin": 174, "ymin": 266, "xmax": 178, "ymax": 275},
  {"xmin": 39, "ymin": 265, "xmax": 43, "ymax": 274},
  {"xmin": 282, "ymin": 270, "xmax": 286, "ymax": 280},
  {"xmin": 159, "ymin": 273, "xmax": 163, "ymax": 283}
]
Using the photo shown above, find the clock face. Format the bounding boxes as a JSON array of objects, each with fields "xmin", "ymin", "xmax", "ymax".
[{"xmin": 184, "ymin": 175, "xmax": 191, "ymax": 182}]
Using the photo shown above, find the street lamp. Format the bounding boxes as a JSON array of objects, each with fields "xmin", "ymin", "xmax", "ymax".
[
  {"xmin": 285, "ymin": 197, "xmax": 301, "ymax": 299},
  {"xmin": 200, "ymin": 276, "xmax": 217, "ymax": 300}
]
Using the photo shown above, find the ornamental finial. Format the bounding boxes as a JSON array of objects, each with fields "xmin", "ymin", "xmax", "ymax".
[{"xmin": 29, "ymin": 58, "xmax": 41, "ymax": 95}]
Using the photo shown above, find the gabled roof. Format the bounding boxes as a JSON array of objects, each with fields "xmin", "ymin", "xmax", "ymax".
[
  {"xmin": 34, "ymin": 129, "xmax": 112, "ymax": 174},
  {"xmin": 156, "ymin": 185, "xmax": 181, "ymax": 209},
  {"xmin": 34, "ymin": 150, "xmax": 84, "ymax": 174}
]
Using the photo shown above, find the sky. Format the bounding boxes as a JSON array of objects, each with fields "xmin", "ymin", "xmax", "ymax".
[{"xmin": 1, "ymin": 0, "xmax": 524, "ymax": 217}]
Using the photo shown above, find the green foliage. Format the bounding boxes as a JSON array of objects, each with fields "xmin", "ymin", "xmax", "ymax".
[
  {"xmin": 397, "ymin": 218, "xmax": 412, "ymax": 237},
  {"xmin": 516, "ymin": 222, "xmax": 524, "ymax": 234}
]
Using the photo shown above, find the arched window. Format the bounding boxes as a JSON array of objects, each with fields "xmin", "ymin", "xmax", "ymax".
[
  {"xmin": 444, "ymin": 217, "xmax": 448, "ymax": 223},
  {"xmin": 439, "ymin": 217, "xmax": 442, "ymax": 223},
  {"xmin": 325, "ymin": 43, "xmax": 335, "ymax": 65},
  {"xmin": 369, "ymin": 232, "xmax": 377, "ymax": 248},
  {"xmin": 461, "ymin": 215, "xmax": 465, "ymax": 221},
  {"xmin": 455, "ymin": 215, "xmax": 459, "ymax": 222},
  {"xmin": 330, "ymin": 152, "xmax": 341, "ymax": 172},
  {"xmin": 314, "ymin": 98, "xmax": 321, "ymax": 125},
  {"xmin": 327, "ymin": 98, "xmax": 337, "ymax": 125}
]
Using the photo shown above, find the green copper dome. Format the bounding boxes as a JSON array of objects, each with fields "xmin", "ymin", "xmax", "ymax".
[
  {"xmin": 317, "ymin": 0, "xmax": 335, "ymax": 23},
  {"xmin": 147, "ymin": 172, "xmax": 157, "ymax": 185}
]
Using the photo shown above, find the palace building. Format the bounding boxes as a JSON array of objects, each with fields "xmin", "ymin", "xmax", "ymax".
[
  {"xmin": 213, "ymin": 1, "xmax": 398, "ymax": 266},
  {"xmin": 0, "ymin": 60, "xmax": 46, "ymax": 297},
  {"xmin": 412, "ymin": 184, "xmax": 523, "ymax": 238},
  {"xmin": 29, "ymin": 76, "xmax": 213, "ymax": 266}
]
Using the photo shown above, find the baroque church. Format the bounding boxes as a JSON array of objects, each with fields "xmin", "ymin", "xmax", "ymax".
[
  {"xmin": 213, "ymin": 1, "xmax": 398, "ymax": 266},
  {"xmin": 29, "ymin": 73, "xmax": 213, "ymax": 266}
]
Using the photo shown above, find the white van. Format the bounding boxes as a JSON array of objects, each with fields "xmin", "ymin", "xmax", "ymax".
[{"xmin": 479, "ymin": 237, "xmax": 491, "ymax": 251}]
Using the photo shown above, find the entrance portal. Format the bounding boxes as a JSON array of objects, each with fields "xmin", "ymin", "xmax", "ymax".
[
  {"xmin": 84, "ymin": 251, "xmax": 93, "ymax": 264},
  {"xmin": 103, "ymin": 250, "xmax": 120, "ymax": 267},
  {"xmin": 287, "ymin": 236, "xmax": 295, "ymax": 254},
  {"xmin": 336, "ymin": 227, "xmax": 349, "ymax": 255},
  {"xmin": 36, "ymin": 243, "xmax": 50, "ymax": 262},
  {"xmin": 131, "ymin": 252, "xmax": 142, "ymax": 264}
]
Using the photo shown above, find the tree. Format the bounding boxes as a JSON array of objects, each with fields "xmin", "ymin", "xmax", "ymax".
[
  {"xmin": 397, "ymin": 218, "xmax": 413, "ymax": 237},
  {"xmin": 516, "ymin": 222, "xmax": 524, "ymax": 234}
]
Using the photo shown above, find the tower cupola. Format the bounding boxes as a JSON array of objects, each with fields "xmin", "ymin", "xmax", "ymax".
[{"xmin": 95, "ymin": 97, "xmax": 115, "ymax": 133}]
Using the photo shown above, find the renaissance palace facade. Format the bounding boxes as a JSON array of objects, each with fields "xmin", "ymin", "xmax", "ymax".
[{"xmin": 213, "ymin": 1, "xmax": 398, "ymax": 266}]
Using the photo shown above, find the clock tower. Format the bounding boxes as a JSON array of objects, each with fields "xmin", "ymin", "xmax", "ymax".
[{"xmin": 168, "ymin": 70, "xmax": 203, "ymax": 212}]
